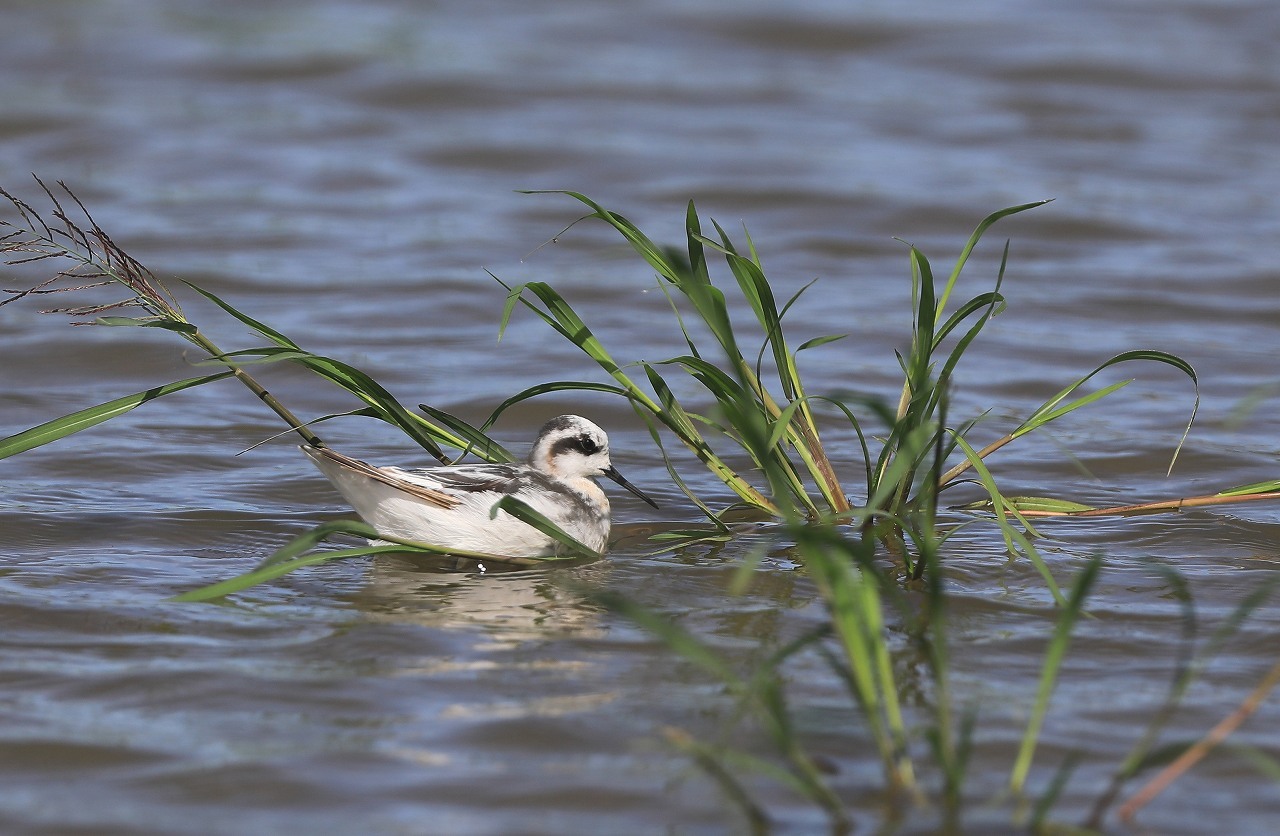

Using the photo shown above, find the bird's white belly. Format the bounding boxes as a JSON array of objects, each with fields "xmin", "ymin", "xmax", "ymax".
[{"xmin": 322, "ymin": 469, "xmax": 609, "ymax": 557}]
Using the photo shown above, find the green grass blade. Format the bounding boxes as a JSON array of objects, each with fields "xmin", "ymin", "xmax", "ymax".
[
  {"xmin": 0, "ymin": 371, "xmax": 233, "ymax": 461},
  {"xmin": 593, "ymin": 587, "xmax": 848, "ymax": 826},
  {"xmin": 520, "ymin": 190, "xmax": 687, "ymax": 284},
  {"xmin": 1018, "ymin": 379, "xmax": 1133, "ymax": 434},
  {"xmin": 491, "ymin": 495, "xmax": 601, "ymax": 559},
  {"xmin": 704, "ymin": 223, "xmax": 793, "ymax": 397},
  {"xmin": 775, "ymin": 276, "xmax": 820, "ymax": 324},
  {"xmin": 911, "ymin": 246, "xmax": 938, "ymax": 369},
  {"xmin": 659, "ymin": 354, "xmax": 750, "ymax": 406},
  {"xmin": 290, "ymin": 353, "xmax": 452, "ymax": 460},
  {"xmin": 496, "ymin": 279, "xmax": 663, "ymax": 412},
  {"xmin": 654, "ymin": 275, "xmax": 705, "ymax": 359},
  {"xmin": 652, "ymin": 355, "xmax": 796, "ymax": 497},
  {"xmin": 183, "ymin": 281, "xmax": 302, "ymax": 350},
  {"xmin": 955, "ymin": 496, "xmax": 1097, "ymax": 514},
  {"xmin": 936, "ymin": 200, "xmax": 1052, "ymax": 315},
  {"xmin": 803, "ymin": 531, "xmax": 913, "ymax": 787},
  {"xmin": 929, "ymin": 287, "xmax": 1008, "ymax": 418},
  {"xmin": 416, "ymin": 403, "xmax": 514, "ymax": 463},
  {"xmin": 480, "ymin": 380, "xmax": 634, "ymax": 428},
  {"xmin": 523, "ymin": 195, "xmax": 739, "ymax": 357},
  {"xmin": 635, "ymin": 411, "xmax": 730, "ymax": 528},
  {"xmin": 172, "ymin": 543, "xmax": 408, "ymax": 602},
  {"xmin": 1227, "ymin": 744, "xmax": 1280, "ymax": 783},
  {"xmin": 196, "ymin": 344, "xmax": 469, "ymax": 461},
  {"xmin": 867, "ymin": 422, "xmax": 936, "ymax": 515},
  {"xmin": 1011, "ymin": 554, "xmax": 1102, "ymax": 794},
  {"xmin": 684, "ymin": 199, "xmax": 710, "ymax": 284},
  {"xmin": 94, "ymin": 315, "xmax": 199, "ymax": 334},
  {"xmin": 662, "ymin": 730, "xmax": 770, "ymax": 833},
  {"xmin": 949, "ymin": 434, "xmax": 1065, "ymax": 604},
  {"xmin": 640, "ymin": 363, "xmax": 775, "ymax": 512},
  {"xmin": 1015, "ymin": 350, "xmax": 1198, "ymax": 472},
  {"xmin": 796, "ymin": 334, "xmax": 846, "ymax": 352},
  {"xmin": 1218, "ymin": 479, "xmax": 1280, "ymax": 496},
  {"xmin": 1030, "ymin": 752, "xmax": 1083, "ymax": 831},
  {"xmin": 253, "ymin": 519, "xmax": 386, "ymax": 569},
  {"xmin": 175, "ymin": 519, "xmax": 552, "ymax": 602},
  {"xmin": 932, "ymin": 291, "xmax": 1006, "ymax": 348},
  {"xmin": 590, "ymin": 589, "xmax": 741, "ymax": 682}
]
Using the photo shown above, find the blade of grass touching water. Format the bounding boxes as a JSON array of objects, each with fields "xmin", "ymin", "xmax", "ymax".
[
  {"xmin": 949, "ymin": 434, "xmax": 1064, "ymax": 605},
  {"xmin": 173, "ymin": 519, "xmax": 554, "ymax": 602},
  {"xmin": 1010, "ymin": 555, "xmax": 1102, "ymax": 795},
  {"xmin": 1005, "ymin": 489, "xmax": 1280, "ymax": 519},
  {"xmin": 173, "ymin": 543, "xmax": 411, "ymax": 603}
]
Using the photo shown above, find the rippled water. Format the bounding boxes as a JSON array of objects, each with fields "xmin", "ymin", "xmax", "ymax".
[{"xmin": 3, "ymin": 0, "xmax": 1280, "ymax": 832}]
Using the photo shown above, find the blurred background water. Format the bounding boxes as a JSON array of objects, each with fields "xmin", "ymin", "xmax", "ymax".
[{"xmin": 2, "ymin": 0, "xmax": 1280, "ymax": 832}]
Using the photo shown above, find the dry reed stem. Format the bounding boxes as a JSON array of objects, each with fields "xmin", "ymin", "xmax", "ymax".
[
  {"xmin": 1118, "ymin": 657, "xmax": 1280, "ymax": 823},
  {"xmin": 1017, "ymin": 491, "xmax": 1280, "ymax": 519}
]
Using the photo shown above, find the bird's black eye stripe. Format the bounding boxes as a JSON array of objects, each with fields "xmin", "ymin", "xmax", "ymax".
[{"xmin": 550, "ymin": 434, "xmax": 601, "ymax": 458}]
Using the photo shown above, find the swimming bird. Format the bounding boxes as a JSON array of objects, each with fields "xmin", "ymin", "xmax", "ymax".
[{"xmin": 301, "ymin": 415, "xmax": 658, "ymax": 557}]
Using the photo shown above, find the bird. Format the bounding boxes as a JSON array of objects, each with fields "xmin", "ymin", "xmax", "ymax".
[{"xmin": 301, "ymin": 414, "xmax": 658, "ymax": 557}]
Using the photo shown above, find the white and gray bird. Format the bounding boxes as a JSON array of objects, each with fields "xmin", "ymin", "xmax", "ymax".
[{"xmin": 302, "ymin": 415, "xmax": 657, "ymax": 557}]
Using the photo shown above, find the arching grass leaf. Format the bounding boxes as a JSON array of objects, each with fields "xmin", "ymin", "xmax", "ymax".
[{"xmin": 0, "ymin": 371, "xmax": 233, "ymax": 461}]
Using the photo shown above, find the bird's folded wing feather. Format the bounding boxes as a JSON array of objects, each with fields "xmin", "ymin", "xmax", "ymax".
[
  {"xmin": 305, "ymin": 446, "xmax": 460, "ymax": 508},
  {"xmin": 399, "ymin": 464, "xmax": 520, "ymax": 494}
]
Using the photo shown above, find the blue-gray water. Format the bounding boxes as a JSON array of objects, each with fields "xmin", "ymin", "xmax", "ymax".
[{"xmin": 3, "ymin": 0, "xmax": 1280, "ymax": 832}]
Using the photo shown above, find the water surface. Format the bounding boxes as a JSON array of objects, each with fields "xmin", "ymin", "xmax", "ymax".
[{"xmin": 3, "ymin": 1, "xmax": 1280, "ymax": 832}]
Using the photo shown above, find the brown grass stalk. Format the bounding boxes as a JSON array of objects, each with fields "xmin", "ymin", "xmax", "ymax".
[{"xmin": 1118, "ymin": 657, "xmax": 1280, "ymax": 823}]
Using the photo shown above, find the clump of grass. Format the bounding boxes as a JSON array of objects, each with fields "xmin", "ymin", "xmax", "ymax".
[
  {"xmin": 495, "ymin": 193, "xmax": 1214, "ymax": 589},
  {"xmin": 493, "ymin": 193, "xmax": 1280, "ymax": 829}
]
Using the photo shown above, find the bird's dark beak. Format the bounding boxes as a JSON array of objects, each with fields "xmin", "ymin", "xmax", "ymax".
[{"xmin": 603, "ymin": 466, "xmax": 660, "ymax": 509}]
